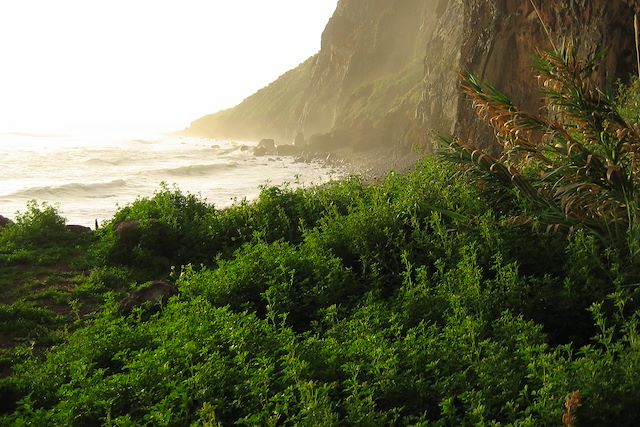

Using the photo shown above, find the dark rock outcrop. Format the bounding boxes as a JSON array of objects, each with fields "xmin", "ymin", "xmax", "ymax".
[
  {"xmin": 258, "ymin": 138, "xmax": 275, "ymax": 149},
  {"xmin": 114, "ymin": 220, "xmax": 142, "ymax": 247},
  {"xmin": 294, "ymin": 132, "xmax": 306, "ymax": 147},
  {"xmin": 453, "ymin": 0, "xmax": 638, "ymax": 151},
  {"xmin": 189, "ymin": 0, "xmax": 438, "ymax": 155},
  {"xmin": 65, "ymin": 224, "xmax": 92, "ymax": 234},
  {"xmin": 0, "ymin": 215, "xmax": 13, "ymax": 228},
  {"xmin": 253, "ymin": 138, "xmax": 277, "ymax": 156},
  {"xmin": 119, "ymin": 281, "xmax": 177, "ymax": 315}
]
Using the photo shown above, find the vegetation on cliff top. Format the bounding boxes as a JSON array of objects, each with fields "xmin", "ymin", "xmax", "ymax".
[{"xmin": 1, "ymin": 46, "xmax": 640, "ymax": 425}]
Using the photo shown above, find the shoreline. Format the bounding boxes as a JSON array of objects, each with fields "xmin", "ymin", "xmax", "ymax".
[
  {"xmin": 0, "ymin": 134, "xmax": 422, "ymax": 229},
  {"xmin": 0, "ymin": 137, "xmax": 346, "ymax": 228},
  {"xmin": 325, "ymin": 145, "xmax": 423, "ymax": 182}
]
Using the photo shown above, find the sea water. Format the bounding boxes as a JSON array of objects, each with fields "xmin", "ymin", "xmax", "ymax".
[{"xmin": 0, "ymin": 132, "xmax": 344, "ymax": 227}]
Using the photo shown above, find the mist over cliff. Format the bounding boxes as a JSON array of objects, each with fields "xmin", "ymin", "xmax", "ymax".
[{"xmin": 189, "ymin": 0, "xmax": 639, "ymax": 165}]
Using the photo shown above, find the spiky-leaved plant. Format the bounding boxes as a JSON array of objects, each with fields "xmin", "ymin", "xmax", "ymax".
[{"xmin": 443, "ymin": 43, "xmax": 640, "ymax": 260}]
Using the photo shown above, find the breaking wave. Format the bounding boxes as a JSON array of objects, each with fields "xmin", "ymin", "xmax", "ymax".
[
  {"xmin": 10, "ymin": 179, "xmax": 129, "ymax": 199},
  {"xmin": 154, "ymin": 162, "xmax": 238, "ymax": 177}
]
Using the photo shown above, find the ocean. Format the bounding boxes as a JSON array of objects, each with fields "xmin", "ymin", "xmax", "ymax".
[{"xmin": 0, "ymin": 132, "xmax": 344, "ymax": 227}]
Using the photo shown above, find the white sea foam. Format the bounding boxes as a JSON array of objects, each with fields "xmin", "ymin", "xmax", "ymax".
[{"xmin": 0, "ymin": 132, "xmax": 344, "ymax": 227}]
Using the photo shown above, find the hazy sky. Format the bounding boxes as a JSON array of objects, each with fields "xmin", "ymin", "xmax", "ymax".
[{"xmin": 0, "ymin": 1, "xmax": 338, "ymax": 134}]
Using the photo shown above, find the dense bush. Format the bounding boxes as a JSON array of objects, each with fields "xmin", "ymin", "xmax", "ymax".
[
  {"xmin": 179, "ymin": 240, "xmax": 358, "ymax": 331},
  {"xmin": 94, "ymin": 185, "xmax": 218, "ymax": 269},
  {"xmin": 2, "ymin": 153, "xmax": 633, "ymax": 425},
  {"xmin": 0, "ymin": 202, "xmax": 72, "ymax": 262},
  {"xmin": 0, "ymin": 301, "xmax": 63, "ymax": 342},
  {"xmin": 94, "ymin": 180, "xmax": 369, "ymax": 273},
  {"xmin": 0, "ymin": 202, "xmax": 95, "ymax": 271},
  {"xmin": 2, "ymin": 202, "xmax": 68, "ymax": 245},
  {"xmin": 445, "ymin": 43, "xmax": 640, "ymax": 272}
]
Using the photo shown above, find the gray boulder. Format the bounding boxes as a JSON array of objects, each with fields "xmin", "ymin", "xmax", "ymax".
[
  {"xmin": 253, "ymin": 138, "xmax": 276, "ymax": 156},
  {"xmin": 119, "ymin": 281, "xmax": 177, "ymax": 315},
  {"xmin": 65, "ymin": 224, "xmax": 92, "ymax": 234},
  {"xmin": 114, "ymin": 220, "xmax": 142, "ymax": 247},
  {"xmin": 258, "ymin": 138, "xmax": 275, "ymax": 150}
]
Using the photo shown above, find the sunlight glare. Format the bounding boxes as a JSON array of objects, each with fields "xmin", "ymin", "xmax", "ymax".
[{"xmin": 0, "ymin": 0, "xmax": 337, "ymax": 134}]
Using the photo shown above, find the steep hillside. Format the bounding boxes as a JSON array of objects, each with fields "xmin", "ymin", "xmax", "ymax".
[
  {"xmin": 189, "ymin": 56, "xmax": 316, "ymax": 141},
  {"xmin": 294, "ymin": 0, "xmax": 458, "ymax": 151},
  {"xmin": 189, "ymin": 0, "xmax": 455, "ymax": 155},
  {"xmin": 190, "ymin": 0, "xmax": 638, "ymax": 165}
]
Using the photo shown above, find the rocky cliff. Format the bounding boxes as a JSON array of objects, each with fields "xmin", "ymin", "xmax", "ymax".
[
  {"xmin": 190, "ymin": 0, "xmax": 458, "ymax": 158},
  {"xmin": 295, "ymin": 0, "xmax": 459, "ymax": 152},
  {"xmin": 190, "ymin": 0, "xmax": 639, "ymax": 166},
  {"xmin": 454, "ymin": 0, "xmax": 638, "ymax": 151}
]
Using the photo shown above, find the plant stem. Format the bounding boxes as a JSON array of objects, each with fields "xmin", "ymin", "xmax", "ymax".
[
  {"xmin": 635, "ymin": 14, "xmax": 640, "ymax": 79},
  {"xmin": 529, "ymin": 0, "xmax": 557, "ymax": 52}
]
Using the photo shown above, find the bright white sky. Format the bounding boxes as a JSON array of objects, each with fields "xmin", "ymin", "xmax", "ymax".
[{"xmin": 0, "ymin": 1, "xmax": 337, "ymax": 134}]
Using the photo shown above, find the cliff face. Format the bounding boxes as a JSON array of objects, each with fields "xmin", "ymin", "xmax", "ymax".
[
  {"xmin": 454, "ymin": 0, "xmax": 638, "ymax": 151},
  {"xmin": 297, "ymin": 0, "xmax": 462, "ymax": 151},
  {"xmin": 190, "ymin": 0, "xmax": 638, "ymax": 162},
  {"xmin": 190, "ymin": 0, "xmax": 461, "ymax": 153}
]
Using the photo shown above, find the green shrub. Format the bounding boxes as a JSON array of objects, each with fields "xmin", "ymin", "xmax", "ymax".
[
  {"xmin": 444, "ymin": 43, "xmax": 640, "ymax": 269},
  {"xmin": 179, "ymin": 241, "xmax": 356, "ymax": 331},
  {"xmin": 94, "ymin": 184, "xmax": 218, "ymax": 269},
  {"xmin": 4, "ymin": 300, "xmax": 342, "ymax": 425},
  {"xmin": 4, "ymin": 155, "xmax": 640, "ymax": 424},
  {"xmin": 0, "ymin": 202, "xmax": 93, "ymax": 268},
  {"xmin": 0, "ymin": 202, "xmax": 68, "ymax": 249},
  {"xmin": 0, "ymin": 301, "xmax": 63, "ymax": 342}
]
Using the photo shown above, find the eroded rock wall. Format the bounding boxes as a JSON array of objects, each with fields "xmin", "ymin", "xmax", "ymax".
[
  {"xmin": 454, "ymin": 0, "xmax": 638, "ymax": 151},
  {"xmin": 300, "ymin": 0, "xmax": 460, "ymax": 151},
  {"xmin": 189, "ymin": 0, "xmax": 460, "ymax": 153}
]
